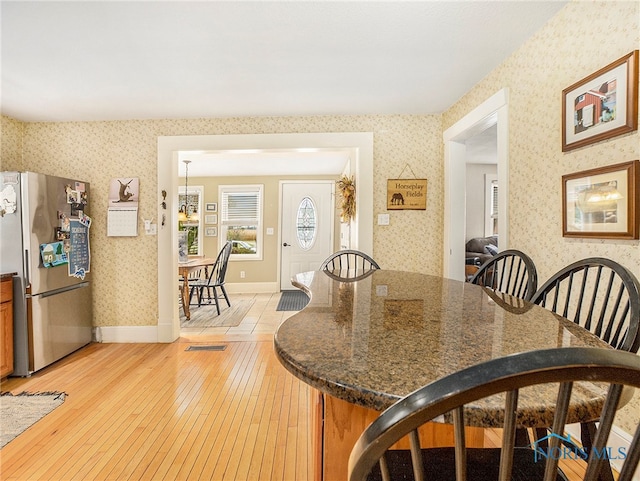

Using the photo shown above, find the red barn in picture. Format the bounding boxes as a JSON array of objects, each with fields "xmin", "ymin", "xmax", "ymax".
[{"xmin": 573, "ymin": 79, "xmax": 617, "ymax": 133}]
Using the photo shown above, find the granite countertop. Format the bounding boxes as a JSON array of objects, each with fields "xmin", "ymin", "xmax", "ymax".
[
  {"xmin": 273, "ymin": 270, "xmax": 613, "ymax": 428},
  {"xmin": 1, "ymin": 273, "xmax": 17, "ymax": 281}
]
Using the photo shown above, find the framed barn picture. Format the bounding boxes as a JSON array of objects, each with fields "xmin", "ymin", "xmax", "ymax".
[{"xmin": 562, "ymin": 51, "xmax": 638, "ymax": 152}]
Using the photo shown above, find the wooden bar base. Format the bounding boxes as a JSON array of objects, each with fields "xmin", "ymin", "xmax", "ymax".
[{"xmin": 313, "ymin": 390, "xmax": 486, "ymax": 481}]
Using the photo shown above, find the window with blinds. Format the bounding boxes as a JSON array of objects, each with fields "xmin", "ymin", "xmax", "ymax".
[
  {"xmin": 219, "ymin": 185, "xmax": 263, "ymax": 259},
  {"xmin": 485, "ymin": 174, "xmax": 499, "ymax": 236},
  {"xmin": 490, "ymin": 180, "xmax": 498, "ymax": 218}
]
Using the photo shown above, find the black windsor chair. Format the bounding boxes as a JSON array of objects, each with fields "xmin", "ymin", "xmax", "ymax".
[
  {"xmin": 320, "ymin": 250, "xmax": 380, "ymax": 280},
  {"xmin": 529, "ymin": 257, "xmax": 640, "ymax": 480},
  {"xmin": 469, "ymin": 249, "xmax": 538, "ymax": 301},
  {"xmin": 188, "ymin": 241, "xmax": 233, "ymax": 315},
  {"xmin": 348, "ymin": 347, "xmax": 640, "ymax": 481}
]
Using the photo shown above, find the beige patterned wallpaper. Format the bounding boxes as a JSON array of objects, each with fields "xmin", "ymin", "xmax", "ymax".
[
  {"xmin": 442, "ymin": 0, "xmax": 639, "ymax": 436},
  {"xmin": 11, "ymin": 115, "xmax": 442, "ymax": 328},
  {"xmin": 1, "ymin": 116, "xmax": 23, "ymax": 171}
]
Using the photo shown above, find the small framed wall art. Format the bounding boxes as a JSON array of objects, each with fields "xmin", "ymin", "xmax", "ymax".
[
  {"xmin": 205, "ymin": 214, "xmax": 217, "ymax": 224},
  {"xmin": 386, "ymin": 179, "xmax": 427, "ymax": 210},
  {"xmin": 562, "ymin": 50, "xmax": 638, "ymax": 152},
  {"xmin": 205, "ymin": 227, "xmax": 218, "ymax": 237},
  {"xmin": 205, "ymin": 202, "xmax": 217, "ymax": 212},
  {"xmin": 562, "ymin": 160, "xmax": 639, "ymax": 239}
]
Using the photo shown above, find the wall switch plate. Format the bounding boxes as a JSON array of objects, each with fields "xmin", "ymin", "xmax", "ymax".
[
  {"xmin": 266, "ymin": 227, "xmax": 274, "ymax": 235},
  {"xmin": 144, "ymin": 220, "xmax": 157, "ymax": 235},
  {"xmin": 378, "ymin": 213, "xmax": 390, "ymax": 225}
]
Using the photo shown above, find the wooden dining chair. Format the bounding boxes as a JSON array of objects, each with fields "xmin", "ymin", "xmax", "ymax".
[
  {"xmin": 531, "ymin": 257, "xmax": 640, "ymax": 353},
  {"xmin": 188, "ymin": 241, "xmax": 233, "ymax": 315},
  {"xmin": 348, "ymin": 347, "xmax": 640, "ymax": 481},
  {"xmin": 469, "ymin": 249, "xmax": 538, "ymax": 301},
  {"xmin": 529, "ymin": 257, "xmax": 640, "ymax": 480},
  {"xmin": 321, "ymin": 250, "xmax": 380, "ymax": 279}
]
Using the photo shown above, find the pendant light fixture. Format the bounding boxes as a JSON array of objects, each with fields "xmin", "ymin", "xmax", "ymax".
[{"xmin": 179, "ymin": 159, "xmax": 192, "ymax": 222}]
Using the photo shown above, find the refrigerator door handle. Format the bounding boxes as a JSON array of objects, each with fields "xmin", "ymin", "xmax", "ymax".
[
  {"xmin": 24, "ymin": 249, "xmax": 30, "ymax": 287},
  {"xmin": 30, "ymin": 282, "xmax": 90, "ymax": 299}
]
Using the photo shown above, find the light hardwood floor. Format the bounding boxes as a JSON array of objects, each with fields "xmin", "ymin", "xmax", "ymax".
[
  {"xmin": 0, "ymin": 292, "xmax": 594, "ymax": 480},
  {"xmin": 1, "ymin": 292, "xmax": 310, "ymax": 481}
]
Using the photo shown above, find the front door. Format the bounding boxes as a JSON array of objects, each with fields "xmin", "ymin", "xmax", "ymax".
[{"xmin": 280, "ymin": 182, "xmax": 335, "ymax": 290}]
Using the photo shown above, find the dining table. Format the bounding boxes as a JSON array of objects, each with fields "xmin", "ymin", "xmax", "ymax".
[
  {"xmin": 273, "ymin": 269, "xmax": 614, "ymax": 481},
  {"xmin": 178, "ymin": 256, "xmax": 216, "ymax": 319}
]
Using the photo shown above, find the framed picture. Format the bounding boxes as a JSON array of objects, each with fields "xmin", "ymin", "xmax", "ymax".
[
  {"xmin": 205, "ymin": 227, "xmax": 217, "ymax": 237},
  {"xmin": 562, "ymin": 50, "xmax": 638, "ymax": 152},
  {"xmin": 205, "ymin": 202, "xmax": 217, "ymax": 212},
  {"xmin": 205, "ymin": 214, "xmax": 217, "ymax": 224},
  {"xmin": 386, "ymin": 179, "xmax": 427, "ymax": 210},
  {"xmin": 562, "ymin": 160, "xmax": 639, "ymax": 239}
]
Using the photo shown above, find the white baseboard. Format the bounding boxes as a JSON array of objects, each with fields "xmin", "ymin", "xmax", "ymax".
[
  {"xmin": 95, "ymin": 283, "xmax": 278, "ymax": 344},
  {"xmin": 226, "ymin": 281, "xmax": 278, "ymax": 294},
  {"xmin": 95, "ymin": 326, "xmax": 159, "ymax": 343}
]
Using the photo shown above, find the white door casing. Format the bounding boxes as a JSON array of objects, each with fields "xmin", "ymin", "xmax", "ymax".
[
  {"xmin": 280, "ymin": 181, "xmax": 335, "ymax": 290},
  {"xmin": 443, "ymin": 88, "xmax": 509, "ymax": 281},
  {"xmin": 153, "ymin": 132, "xmax": 373, "ymax": 344}
]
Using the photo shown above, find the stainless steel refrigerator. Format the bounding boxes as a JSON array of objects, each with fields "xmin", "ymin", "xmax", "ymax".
[{"xmin": 0, "ymin": 171, "xmax": 93, "ymax": 376}]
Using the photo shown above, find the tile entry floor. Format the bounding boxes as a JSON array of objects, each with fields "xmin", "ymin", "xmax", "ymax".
[{"xmin": 179, "ymin": 292, "xmax": 298, "ymax": 337}]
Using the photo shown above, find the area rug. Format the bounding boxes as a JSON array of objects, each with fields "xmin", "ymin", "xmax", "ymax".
[
  {"xmin": 181, "ymin": 298, "xmax": 255, "ymax": 328},
  {"xmin": 0, "ymin": 391, "xmax": 66, "ymax": 448},
  {"xmin": 276, "ymin": 290, "xmax": 310, "ymax": 311}
]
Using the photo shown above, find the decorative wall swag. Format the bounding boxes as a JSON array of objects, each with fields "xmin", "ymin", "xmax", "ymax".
[{"xmin": 337, "ymin": 175, "xmax": 356, "ymax": 223}]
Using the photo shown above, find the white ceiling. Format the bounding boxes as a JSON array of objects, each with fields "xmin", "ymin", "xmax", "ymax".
[
  {"xmin": 179, "ymin": 148, "xmax": 352, "ymax": 177},
  {"xmin": 1, "ymin": 1, "xmax": 566, "ymax": 175}
]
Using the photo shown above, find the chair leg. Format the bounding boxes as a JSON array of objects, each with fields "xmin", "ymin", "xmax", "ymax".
[
  {"xmin": 205, "ymin": 286, "xmax": 213, "ymax": 303},
  {"xmin": 533, "ymin": 427, "xmax": 549, "ymax": 448},
  {"xmin": 581, "ymin": 422, "xmax": 614, "ymax": 481},
  {"xmin": 220, "ymin": 285, "xmax": 231, "ymax": 307},
  {"xmin": 197, "ymin": 286, "xmax": 206, "ymax": 307},
  {"xmin": 514, "ymin": 427, "xmax": 534, "ymax": 447},
  {"xmin": 212, "ymin": 287, "xmax": 221, "ymax": 315}
]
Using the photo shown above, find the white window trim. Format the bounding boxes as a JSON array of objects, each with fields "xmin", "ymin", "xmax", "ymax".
[{"xmin": 219, "ymin": 184, "xmax": 263, "ymax": 261}]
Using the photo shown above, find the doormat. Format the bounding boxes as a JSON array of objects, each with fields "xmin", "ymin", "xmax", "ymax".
[
  {"xmin": 181, "ymin": 298, "xmax": 255, "ymax": 328},
  {"xmin": 0, "ymin": 392, "xmax": 66, "ymax": 448},
  {"xmin": 276, "ymin": 290, "xmax": 310, "ymax": 311}
]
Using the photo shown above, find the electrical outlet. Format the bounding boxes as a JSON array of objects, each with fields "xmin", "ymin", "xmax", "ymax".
[{"xmin": 240, "ymin": 271, "xmax": 246, "ymax": 279}]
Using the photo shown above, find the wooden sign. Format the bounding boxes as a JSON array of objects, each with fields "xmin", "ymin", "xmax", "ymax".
[{"xmin": 387, "ymin": 179, "xmax": 427, "ymax": 210}]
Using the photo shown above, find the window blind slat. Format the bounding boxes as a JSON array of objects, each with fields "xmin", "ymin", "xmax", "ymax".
[{"xmin": 221, "ymin": 189, "xmax": 261, "ymax": 225}]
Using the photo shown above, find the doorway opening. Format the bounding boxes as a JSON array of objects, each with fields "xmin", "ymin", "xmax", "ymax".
[
  {"xmin": 157, "ymin": 132, "xmax": 374, "ymax": 342},
  {"xmin": 443, "ymin": 88, "xmax": 509, "ymax": 281}
]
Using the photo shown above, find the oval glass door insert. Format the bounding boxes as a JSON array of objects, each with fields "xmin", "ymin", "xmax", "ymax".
[{"xmin": 296, "ymin": 197, "xmax": 317, "ymax": 250}]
